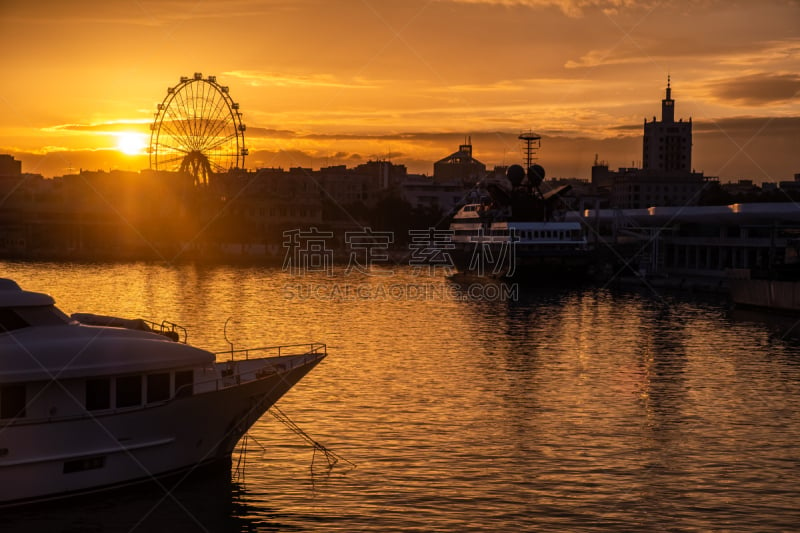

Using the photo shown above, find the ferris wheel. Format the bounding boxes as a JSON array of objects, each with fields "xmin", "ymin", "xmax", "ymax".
[{"xmin": 149, "ymin": 73, "xmax": 248, "ymax": 186}]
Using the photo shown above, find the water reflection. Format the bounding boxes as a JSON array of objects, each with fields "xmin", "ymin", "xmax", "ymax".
[
  {"xmin": 634, "ymin": 297, "xmax": 689, "ymax": 431},
  {"xmin": 0, "ymin": 464, "xmax": 277, "ymax": 533},
  {"xmin": 3, "ymin": 262, "xmax": 800, "ymax": 531},
  {"xmin": 728, "ymin": 306, "xmax": 800, "ymax": 344}
]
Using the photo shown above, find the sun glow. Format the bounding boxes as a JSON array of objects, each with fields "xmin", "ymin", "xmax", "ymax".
[{"xmin": 115, "ymin": 132, "xmax": 148, "ymax": 156}]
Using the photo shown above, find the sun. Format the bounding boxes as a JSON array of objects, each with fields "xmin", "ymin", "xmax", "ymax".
[{"xmin": 115, "ymin": 132, "xmax": 148, "ymax": 156}]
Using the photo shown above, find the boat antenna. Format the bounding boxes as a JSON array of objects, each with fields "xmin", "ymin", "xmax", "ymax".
[
  {"xmin": 224, "ymin": 317, "xmax": 235, "ymax": 356},
  {"xmin": 518, "ymin": 130, "xmax": 541, "ymax": 169}
]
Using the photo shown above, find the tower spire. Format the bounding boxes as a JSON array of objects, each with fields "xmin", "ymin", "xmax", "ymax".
[{"xmin": 661, "ymin": 75, "xmax": 674, "ymax": 123}]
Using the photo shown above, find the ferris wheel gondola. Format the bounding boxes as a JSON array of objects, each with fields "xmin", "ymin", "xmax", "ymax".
[{"xmin": 149, "ymin": 72, "xmax": 248, "ymax": 186}]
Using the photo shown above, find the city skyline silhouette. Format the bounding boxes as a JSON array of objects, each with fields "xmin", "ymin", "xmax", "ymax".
[{"xmin": 1, "ymin": 0, "xmax": 797, "ymax": 182}]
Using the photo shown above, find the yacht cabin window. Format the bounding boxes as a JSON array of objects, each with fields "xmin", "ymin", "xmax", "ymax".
[
  {"xmin": 0, "ymin": 306, "xmax": 71, "ymax": 333},
  {"xmin": 86, "ymin": 378, "xmax": 111, "ymax": 411},
  {"xmin": 175, "ymin": 370, "xmax": 193, "ymax": 398},
  {"xmin": 147, "ymin": 373, "xmax": 170, "ymax": 403},
  {"xmin": 17, "ymin": 305, "xmax": 72, "ymax": 325},
  {"xmin": 85, "ymin": 370, "xmax": 192, "ymax": 411},
  {"xmin": 0, "ymin": 309, "xmax": 28, "ymax": 332},
  {"xmin": 116, "ymin": 375, "xmax": 142, "ymax": 408},
  {"xmin": 0, "ymin": 384, "xmax": 26, "ymax": 419}
]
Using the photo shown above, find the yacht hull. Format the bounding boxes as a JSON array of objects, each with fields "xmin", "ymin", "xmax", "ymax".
[
  {"xmin": 451, "ymin": 242, "xmax": 593, "ymax": 280},
  {"xmin": 0, "ymin": 352, "xmax": 324, "ymax": 507}
]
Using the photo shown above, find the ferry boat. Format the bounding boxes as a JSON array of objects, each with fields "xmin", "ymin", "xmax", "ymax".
[
  {"xmin": 450, "ymin": 162, "xmax": 591, "ymax": 279},
  {"xmin": 0, "ymin": 278, "xmax": 326, "ymax": 507}
]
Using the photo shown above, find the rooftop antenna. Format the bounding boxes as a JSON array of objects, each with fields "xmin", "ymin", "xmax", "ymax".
[{"xmin": 518, "ymin": 130, "xmax": 541, "ymax": 169}]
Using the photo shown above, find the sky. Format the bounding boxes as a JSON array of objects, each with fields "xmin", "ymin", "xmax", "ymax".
[{"xmin": 0, "ymin": 0, "xmax": 798, "ymax": 183}]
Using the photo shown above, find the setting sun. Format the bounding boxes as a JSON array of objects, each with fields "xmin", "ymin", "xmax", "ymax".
[{"xmin": 115, "ymin": 132, "xmax": 148, "ymax": 156}]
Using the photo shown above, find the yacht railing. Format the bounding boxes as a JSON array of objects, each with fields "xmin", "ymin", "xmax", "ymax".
[
  {"xmin": 72, "ymin": 313, "xmax": 188, "ymax": 343},
  {"xmin": 215, "ymin": 342, "xmax": 327, "ymax": 362},
  {"xmin": 143, "ymin": 320, "xmax": 187, "ymax": 343}
]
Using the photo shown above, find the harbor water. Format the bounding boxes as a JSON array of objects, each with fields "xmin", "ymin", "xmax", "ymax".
[{"xmin": 2, "ymin": 260, "xmax": 800, "ymax": 532}]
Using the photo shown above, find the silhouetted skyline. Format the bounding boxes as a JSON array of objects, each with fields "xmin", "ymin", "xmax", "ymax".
[{"xmin": 1, "ymin": 0, "xmax": 798, "ymax": 182}]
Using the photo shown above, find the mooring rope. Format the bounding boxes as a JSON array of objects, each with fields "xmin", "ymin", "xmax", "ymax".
[
  {"xmin": 233, "ymin": 406, "xmax": 355, "ymax": 485},
  {"xmin": 232, "ymin": 433, "xmax": 248, "ymax": 484},
  {"xmin": 269, "ymin": 405, "xmax": 356, "ymax": 473}
]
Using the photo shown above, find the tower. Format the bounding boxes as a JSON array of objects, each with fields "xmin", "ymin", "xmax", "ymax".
[
  {"xmin": 642, "ymin": 77, "xmax": 692, "ymax": 173},
  {"xmin": 661, "ymin": 75, "xmax": 675, "ymax": 123}
]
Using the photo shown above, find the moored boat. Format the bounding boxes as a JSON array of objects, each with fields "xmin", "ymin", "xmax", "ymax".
[
  {"xmin": 449, "ymin": 157, "xmax": 591, "ymax": 279},
  {"xmin": 0, "ymin": 278, "xmax": 326, "ymax": 507}
]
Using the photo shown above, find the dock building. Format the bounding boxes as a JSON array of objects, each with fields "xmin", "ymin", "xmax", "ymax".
[{"xmin": 584, "ymin": 203, "xmax": 800, "ymax": 281}]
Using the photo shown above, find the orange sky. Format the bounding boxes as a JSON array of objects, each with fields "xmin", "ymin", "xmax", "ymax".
[{"xmin": 1, "ymin": 0, "xmax": 798, "ymax": 182}]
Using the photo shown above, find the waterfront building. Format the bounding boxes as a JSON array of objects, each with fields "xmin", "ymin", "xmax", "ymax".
[
  {"xmin": 720, "ymin": 179, "xmax": 761, "ymax": 197},
  {"xmin": 0, "ymin": 163, "xmax": 50, "ymax": 254},
  {"xmin": 399, "ymin": 173, "xmax": 466, "ymax": 215},
  {"xmin": 585, "ymin": 203, "xmax": 800, "ymax": 280},
  {"xmin": 0, "ymin": 166, "xmax": 201, "ymax": 259},
  {"xmin": 0, "ymin": 154, "xmax": 22, "ymax": 176},
  {"xmin": 433, "ymin": 140, "xmax": 486, "ymax": 184},
  {"xmin": 315, "ymin": 161, "xmax": 404, "ymax": 206},
  {"xmin": 398, "ymin": 141, "xmax": 485, "ymax": 214},
  {"xmin": 778, "ymin": 174, "xmax": 800, "ymax": 193},
  {"xmin": 214, "ymin": 167, "xmax": 323, "ymax": 251}
]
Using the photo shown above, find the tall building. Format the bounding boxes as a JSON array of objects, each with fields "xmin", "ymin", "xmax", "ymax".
[
  {"xmin": 0, "ymin": 154, "xmax": 22, "ymax": 176},
  {"xmin": 591, "ymin": 78, "xmax": 705, "ymax": 209},
  {"xmin": 643, "ymin": 76, "xmax": 692, "ymax": 173}
]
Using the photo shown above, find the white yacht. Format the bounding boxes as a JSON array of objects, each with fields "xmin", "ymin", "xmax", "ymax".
[
  {"xmin": 450, "ymin": 163, "xmax": 591, "ymax": 278},
  {"xmin": 0, "ymin": 278, "xmax": 326, "ymax": 507}
]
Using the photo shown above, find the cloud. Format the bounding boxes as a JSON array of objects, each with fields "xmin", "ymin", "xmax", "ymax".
[
  {"xmin": 693, "ymin": 115, "xmax": 800, "ymax": 137},
  {"xmin": 223, "ymin": 70, "xmax": 380, "ymax": 90},
  {"xmin": 564, "ymin": 48, "xmax": 643, "ymax": 69},
  {"xmin": 715, "ymin": 39, "xmax": 800, "ymax": 67},
  {"xmin": 242, "ymin": 127, "xmax": 299, "ymax": 139},
  {"xmin": 250, "ymin": 129, "xmax": 523, "ymax": 144},
  {"xmin": 46, "ymin": 121, "xmax": 151, "ymax": 134},
  {"xmin": 426, "ymin": 81, "xmax": 521, "ymax": 94},
  {"xmin": 439, "ymin": 0, "xmax": 653, "ymax": 17},
  {"xmin": 0, "ymin": 0, "xmax": 298, "ymax": 27},
  {"xmin": 706, "ymin": 73, "xmax": 800, "ymax": 106},
  {"xmin": 565, "ymin": 30, "xmax": 800, "ymax": 71},
  {"xmin": 606, "ymin": 114, "xmax": 800, "ymax": 136}
]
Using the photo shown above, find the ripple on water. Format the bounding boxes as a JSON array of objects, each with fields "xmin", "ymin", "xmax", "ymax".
[{"xmin": 2, "ymin": 262, "xmax": 800, "ymax": 531}]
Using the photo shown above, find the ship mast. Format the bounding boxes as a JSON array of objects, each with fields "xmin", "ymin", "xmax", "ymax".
[{"xmin": 518, "ymin": 130, "xmax": 541, "ymax": 169}]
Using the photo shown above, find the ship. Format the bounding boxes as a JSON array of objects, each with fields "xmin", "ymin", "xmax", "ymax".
[
  {"xmin": 449, "ymin": 133, "xmax": 591, "ymax": 279},
  {"xmin": 0, "ymin": 278, "xmax": 326, "ymax": 507}
]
